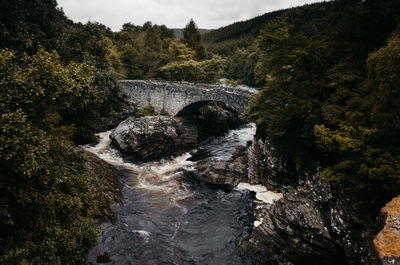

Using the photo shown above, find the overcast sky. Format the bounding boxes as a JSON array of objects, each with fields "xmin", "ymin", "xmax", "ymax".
[{"xmin": 57, "ymin": 0, "xmax": 324, "ymax": 31}]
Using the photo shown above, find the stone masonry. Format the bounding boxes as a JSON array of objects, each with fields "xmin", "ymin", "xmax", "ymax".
[{"xmin": 121, "ymin": 80, "xmax": 256, "ymax": 116}]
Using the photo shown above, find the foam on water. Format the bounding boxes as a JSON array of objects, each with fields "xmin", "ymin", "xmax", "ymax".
[
  {"xmin": 236, "ymin": 182, "xmax": 283, "ymax": 204},
  {"xmin": 236, "ymin": 183, "xmax": 267, "ymax": 193},
  {"xmin": 196, "ymin": 123, "xmax": 256, "ymax": 160},
  {"xmin": 254, "ymin": 220, "xmax": 263, "ymax": 227},
  {"xmin": 83, "ymin": 131, "xmax": 196, "ymax": 207},
  {"xmin": 85, "ymin": 124, "xmax": 257, "ymax": 265}
]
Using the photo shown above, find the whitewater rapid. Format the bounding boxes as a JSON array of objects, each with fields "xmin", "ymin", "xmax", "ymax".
[{"xmin": 83, "ymin": 123, "xmax": 280, "ymax": 264}]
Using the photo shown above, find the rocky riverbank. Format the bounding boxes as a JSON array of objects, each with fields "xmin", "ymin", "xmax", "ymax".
[
  {"xmin": 84, "ymin": 124, "xmax": 256, "ymax": 265},
  {"xmin": 374, "ymin": 196, "xmax": 400, "ymax": 265},
  {"xmin": 99, "ymin": 110, "xmax": 400, "ymax": 265},
  {"xmin": 239, "ymin": 138, "xmax": 398, "ymax": 265}
]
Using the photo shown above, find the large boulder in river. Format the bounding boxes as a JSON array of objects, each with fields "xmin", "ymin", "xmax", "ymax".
[
  {"xmin": 196, "ymin": 102, "xmax": 243, "ymax": 139},
  {"xmin": 110, "ymin": 116, "xmax": 198, "ymax": 160},
  {"xmin": 195, "ymin": 146, "xmax": 247, "ymax": 191}
]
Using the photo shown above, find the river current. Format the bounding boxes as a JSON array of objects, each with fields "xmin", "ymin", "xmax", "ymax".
[{"xmin": 84, "ymin": 123, "xmax": 256, "ymax": 265}]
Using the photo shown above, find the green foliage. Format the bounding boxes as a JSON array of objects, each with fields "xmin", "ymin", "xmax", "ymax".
[
  {"xmin": 225, "ymin": 48, "xmax": 259, "ymax": 86},
  {"xmin": 55, "ymin": 22, "xmax": 111, "ymax": 69},
  {"xmin": 0, "ymin": 49, "xmax": 122, "ymax": 144},
  {"xmin": 0, "ymin": 49, "xmax": 94, "ymax": 121},
  {"xmin": 166, "ymin": 40, "xmax": 196, "ymax": 61},
  {"xmin": 158, "ymin": 40, "xmax": 223, "ymax": 83},
  {"xmin": 182, "ymin": 19, "xmax": 207, "ymax": 60},
  {"xmin": 0, "ymin": 1, "xmax": 125, "ymax": 263},
  {"xmin": 367, "ymin": 33, "xmax": 400, "ymax": 137},
  {"xmin": 137, "ymin": 102, "xmax": 157, "ymax": 116},
  {"xmin": 0, "ymin": 49, "xmax": 104, "ymax": 264},
  {"xmin": 248, "ymin": 0, "xmax": 400, "ymax": 195},
  {"xmin": 159, "ymin": 53, "xmax": 223, "ymax": 83},
  {"xmin": 100, "ymin": 19, "xmax": 221, "ymax": 83},
  {"xmin": 160, "ymin": 105, "xmax": 170, "ymax": 116},
  {"xmin": 106, "ymin": 22, "xmax": 175, "ymax": 80},
  {"xmin": 203, "ymin": 9, "xmax": 285, "ymax": 56},
  {"xmin": 0, "ymin": 0, "xmax": 68, "ymax": 53},
  {"xmin": 314, "ymin": 33, "xmax": 400, "ymax": 193},
  {"xmin": 198, "ymin": 55, "xmax": 224, "ymax": 83},
  {"xmin": 202, "ymin": 10, "xmax": 288, "ymax": 86}
]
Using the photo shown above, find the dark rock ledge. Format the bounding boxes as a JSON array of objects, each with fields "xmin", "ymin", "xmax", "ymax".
[
  {"xmin": 194, "ymin": 146, "xmax": 247, "ymax": 191},
  {"xmin": 240, "ymin": 138, "xmax": 382, "ymax": 265}
]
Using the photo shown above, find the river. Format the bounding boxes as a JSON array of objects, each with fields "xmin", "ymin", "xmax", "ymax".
[{"xmin": 84, "ymin": 123, "xmax": 257, "ymax": 265}]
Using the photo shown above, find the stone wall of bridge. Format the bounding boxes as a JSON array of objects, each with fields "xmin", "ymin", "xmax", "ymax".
[{"xmin": 121, "ymin": 80, "xmax": 256, "ymax": 116}]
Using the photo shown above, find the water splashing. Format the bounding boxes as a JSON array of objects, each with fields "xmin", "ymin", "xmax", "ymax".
[{"xmin": 84, "ymin": 124, "xmax": 256, "ymax": 265}]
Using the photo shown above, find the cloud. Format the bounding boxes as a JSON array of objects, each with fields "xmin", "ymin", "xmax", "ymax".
[{"xmin": 57, "ymin": 0, "xmax": 324, "ymax": 31}]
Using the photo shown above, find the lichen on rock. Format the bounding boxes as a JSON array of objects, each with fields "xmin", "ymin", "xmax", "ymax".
[{"xmin": 374, "ymin": 196, "xmax": 400, "ymax": 265}]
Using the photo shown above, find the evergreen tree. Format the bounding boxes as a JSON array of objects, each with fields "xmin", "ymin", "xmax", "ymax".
[
  {"xmin": 182, "ymin": 19, "xmax": 207, "ymax": 60},
  {"xmin": 0, "ymin": 0, "xmax": 67, "ymax": 53},
  {"xmin": 248, "ymin": 0, "xmax": 400, "ymax": 196},
  {"xmin": 159, "ymin": 41, "xmax": 223, "ymax": 83}
]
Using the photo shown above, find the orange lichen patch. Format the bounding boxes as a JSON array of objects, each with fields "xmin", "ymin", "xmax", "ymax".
[
  {"xmin": 374, "ymin": 226, "xmax": 400, "ymax": 256},
  {"xmin": 374, "ymin": 197, "xmax": 400, "ymax": 258},
  {"xmin": 381, "ymin": 197, "xmax": 400, "ymax": 216}
]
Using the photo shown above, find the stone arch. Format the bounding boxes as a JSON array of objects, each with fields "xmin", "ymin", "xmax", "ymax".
[
  {"xmin": 175, "ymin": 100, "xmax": 238, "ymax": 117},
  {"xmin": 121, "ymin": 80, "xmax": 254, "ymax": 116}
]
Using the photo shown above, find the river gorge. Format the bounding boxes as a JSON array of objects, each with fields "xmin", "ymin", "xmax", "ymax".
[
  {"xmin": 80, "ymin": 104, "xmax": 397, "ymax": 265},
  {"xmin": 84, "ymin": 123, "xmax": 268, "ymax": 264}
]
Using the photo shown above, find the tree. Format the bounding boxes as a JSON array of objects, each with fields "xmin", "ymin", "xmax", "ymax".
[
  {"xmin": 121, "ymin": 22, "xmax": 139, "ymax": 32},
  {"xmin": 248, "ymin": 0, "xmax": 400, "ymax": 193},
  {"xmin": 55, "ymin": 22, "xmax": 110, "ymax": 69},
  {"xmin": 182, "ymin": 19, "xmax": 207, "ymax": 60},
  {"xmin": 0, "ymin": 0, "xmax": 67, "ymax": 53},
  {"xmin": 314, "ymin": 33, "xmax": 400, "ymax": 193},
  {"xmin": 225, "ymin": 48, "xmax": 258, "ymax": 86},
  {"xmin": 159, "ymin": 41, "xmax": 223, "ymax": 83},
  {"xmin": 120, "ymin": 44, "xmax": 145, "ymax": 79},
  {"xmin": 0, "ymin": 49, "xmax": 101, "ymax": 264}
]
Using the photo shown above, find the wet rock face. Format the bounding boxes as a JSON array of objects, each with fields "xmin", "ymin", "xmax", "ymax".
[
  {"xmin": 242, "ymin": 137, "xmax": 382, "ymax": 265},
  {"xmin": 247, "ymin": 139, "xmax": 298, "ymax": 190},
  {"xmin": 374, "ymin": 196, "xmax": 400, "ymax": 265},
  {"xmin": 110, "ymin": 116, "xmax": 198, "ymax": 160},
  {"xmin": 195, "ymin": 146, "xmax": 247, "ymax": 191},
  {"xmin": 240, "ymin": 175, "xmax": 348, "ymax": 265},
  {"xmin": 196, "ymin": 103, "xmax": 243, "ymax": 139}
]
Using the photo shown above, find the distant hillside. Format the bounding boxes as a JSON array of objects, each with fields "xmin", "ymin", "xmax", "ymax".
[
  {"xmin": 172, "ymin": 28, "xmax": 212, "ymax": 39},
  {"xmin": 202, "ymin": 10, "xmax": 286, "ymax": 55}
]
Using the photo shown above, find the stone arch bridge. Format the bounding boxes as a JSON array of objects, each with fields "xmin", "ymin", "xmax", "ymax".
[{"xmin": 121, "ymin": 80, "xmax": 257, "ymax": 116}]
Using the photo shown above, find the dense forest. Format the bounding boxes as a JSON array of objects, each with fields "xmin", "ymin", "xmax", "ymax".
[
  {"xmin": 248, "ymin": 0, "xmax": 400, "ymax": 200},
  {"xmin": 0, "ymin": 0, "xmax": 124, "ymax": 263},
  {"xmin": 103, "ymin": 19, "xmax": 223, "ymax": 83},
  {"xmin": 1, "ymin": 0, "xmax": 400, "ymax": 263},
  {"xmin": 204, "ymin": 0, "xmax": 400, "ymax": 201}
]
